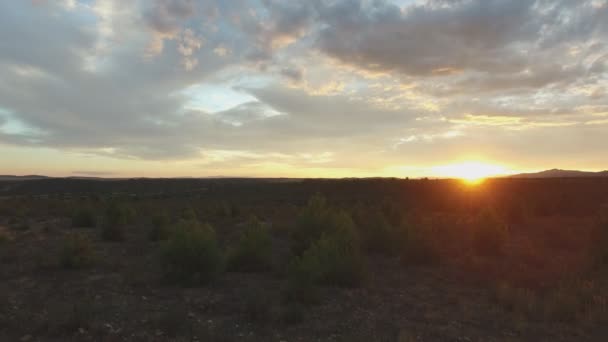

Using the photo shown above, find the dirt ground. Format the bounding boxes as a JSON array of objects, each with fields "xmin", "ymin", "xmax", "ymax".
[{"xmin": 1, "ymin": 213, "xmax": 607, "ymax": 342}]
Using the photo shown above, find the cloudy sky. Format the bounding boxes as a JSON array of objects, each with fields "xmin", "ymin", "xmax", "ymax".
[{"xmin": 1, "ymin": 0, "xmax": 607, "ymax": 178}]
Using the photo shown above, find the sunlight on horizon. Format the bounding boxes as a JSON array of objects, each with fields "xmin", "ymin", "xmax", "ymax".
[{"xmin": 430, "ymin": 162, "xmax": 513, "ymax": 183}]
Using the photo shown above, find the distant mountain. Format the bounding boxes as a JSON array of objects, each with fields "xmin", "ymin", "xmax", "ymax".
[
  {"xmin": 0, "ymin": 175, "xmax": 50, "ymax": 181},
  {"xmin": 510, "ymin": 169, "xmax": 608, "ymax": 178}
]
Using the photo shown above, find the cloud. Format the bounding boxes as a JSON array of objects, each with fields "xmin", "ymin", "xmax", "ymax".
[{"xmin": 0, "ymin": 0, "xmax": 607, "ymax": 175}]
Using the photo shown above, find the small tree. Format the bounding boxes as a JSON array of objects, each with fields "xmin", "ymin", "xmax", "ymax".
[
  {"xmin": 287, "ymin": 219, "xmax": 366, "ymax": 293},
  {"xmin": 398, "ymin": 220, "xmax": 439, "ymax": 266},
  {"xmin": 161, "ymin": 220, "xmax": 224, "ymax": 285},
  {"xmin": 354, "ymin": 207, "xmax": 397, "ymax": 255},
  {"xmin": 227, "ymin": 216, "xmax": 273, "ymax": 272},
  {"xmin": 291, "ymin": 194, "xmax": 356, "ymax": 255}
]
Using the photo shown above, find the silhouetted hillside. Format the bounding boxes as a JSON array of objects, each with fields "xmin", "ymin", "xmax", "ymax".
[{"xmin": 510, "ymin": 169, "xmax": 608, "ymax": 178}]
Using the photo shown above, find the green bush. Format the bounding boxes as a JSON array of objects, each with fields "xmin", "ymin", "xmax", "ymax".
[
  {"xmin": 101, "ymin": 202, "xmax": 130, "ymax": 241},
  {"xmin": 398, "ymin": 221, "xmax": 439, "ymax": 266},
  {"xmin": 180, "ymin": 207, "xmax": 198, "ymax": 221},
  {"xmin": 60, "ymin": 233, "xmax": 94, "ymax": 269},
  {"xmin": 291, "ymin": 194, "xmax": 356, "ymax": 255},
  {"xmin": 160, "ymin": 220, "xmax": 224, "ymax": 285},
  {"xmin": 149, "ymin": 211, "xmax": 171, "ymax": 241},
  {"xmin": 471, "ymin": 208, "xmax": 508, "ymax": 256},
  {"xmin": 71, "ymin": 207, "xmax": 96, "ymax": 228},
  {"xmin": 227, "ymin": 216, "xmax": 273, "ymax": 272},
  {"xmin": 287, "ymin": 222, "xmax": 366, "ymax": 295},
  {"xmin": 354, "ymin": 207, "xmax": 397, "ymax": 255},
  {"xmin": 217, "ymin": 202, "xmax": 239, "ymax": 218},
  {"xmin": 104, "ymin": 201, "xmax": 133, "ymax": 226}
]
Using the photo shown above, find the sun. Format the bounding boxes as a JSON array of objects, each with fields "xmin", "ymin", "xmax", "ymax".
[{"xmin": 431, "ymin": 162, "xmax": 510, "ymax": 184}]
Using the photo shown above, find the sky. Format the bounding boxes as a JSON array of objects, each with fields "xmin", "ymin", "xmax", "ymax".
[{"xmin": 0, "ymin": 0, "xmax": 607, "ymax": 178}]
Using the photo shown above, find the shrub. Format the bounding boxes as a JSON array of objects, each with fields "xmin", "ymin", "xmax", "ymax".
[
  {"xmin": 471, "ymin": 208, "xmax": 508, "ymax": 256},
  {"xmin": 395, "ymin": 219, "xmax": 440, "ymax": 266},
  {"xmin": 227, "ymin": 216, "xmax": 273, "ymax": 272},
  {"xmin": 104, "ymin": 201, "xmax": 131, "ymax": 226},
  {"xmin": 160, "ymin": 220, "xmax": 224, "ymax": 285},
  {"xmin": 354, "ymin": 207, "xmax": 397, "ymax": 255},
  {"xmin": 60, "ymin": 233, "xmax": 94, "ymax": 269},
  {"xmin": 291, "ymin": 194, "xmax": 356, "ymax": 255},
  {"xmin": 101, "ymin": 202, "xmax": 129, "ymax": 241},
  {"xmin": 149, "ymin": 211, "xmax": 171, "ymax": 241},
  {"xmin": 287, "ymin": 222, "xmax": 366, "ymax": 295},
  {"xmin": 180, "ymin": 207, "xmax": 198, "ymax": 221},
  {"xmin": 217, "ymin": 202, "xmax": 239, "ymax": 218},
  {"xmin": 71, "ymin": 207, "xmax": 96, "ymax": 228}
]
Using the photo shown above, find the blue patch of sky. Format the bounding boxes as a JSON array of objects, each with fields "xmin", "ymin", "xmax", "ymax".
[{"xmin": 0, "ymin": 108, "xmax": 34, "ymax": 135}]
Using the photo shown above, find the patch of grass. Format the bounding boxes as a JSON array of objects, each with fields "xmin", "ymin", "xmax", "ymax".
[
  {"xmin": 60, "ymin": 233, "xmax": 95, "ymax": 269},
  {"xmin": 0, "ymin": 230, "xmax": 12, "ymax": 244},
  {"xmin": 494, "ymin": 280, "xmax": 604, "ymax": 323},
  {"xmin": 160, "ymin": 220, "xmax": 224, "ymax": 285},
  {"xmin": 12, "ymin": 221, "xmax": 30, "ymax": 231},
  {"xmin": 227, "ymin": 216, "xmax": 273, "ymax": 272},
  {"xmin": 101, "ymin": 202, "xmax": 129, "ymax": 241},
  {"xmin": 494, "ymin": 282, "xmax": 537, "ymax": 317},
  {"xmin": 101, "ymin": 222, "xmax": 125, "ymax": 241},
  {"xmin": 71, "ymin": 207, "xmax": 96, "ymax": 228},
  {"xmin": 592, "ymin": 207, "xmax": 608, "ymax": 267}
]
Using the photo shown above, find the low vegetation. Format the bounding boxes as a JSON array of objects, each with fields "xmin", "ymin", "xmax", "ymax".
[
  {"xmin": 593, "ymin": 206, "xmax": 608, "ymax": 267},
  {"xmin": 227, "ymin": 216, "xmax": 273, "ymax": 272},
  {"xmin": 149, "ymin": 211, "xmax": 171, "ymax": 241},
  {"xmin": 471, "ymin": 208, "xmax": 509, "ymax": 256},
  {"xmin": 71, "ymin": 207, "xmax": 96, "ymax": 228},
  {"xmin": 101, "ymin": 202, "xmax": 130, "ymax": 241},
  {"xmin": 0, "ymin": 230, "xmax": 11, "ymax": 244},
  {"xmin": 160, "ymin": 220, "xmax": 224, "ymax": 285},
  {"xmin": 60, "ymin": 233, "xmax": 94, "ymax": 269},
  {"xmin": 353, "ymin": 206, "xmax": 398, "ymax": 255},
  {"xmin": 291, "ymin": 194, "xmax": 355, "ymax": 255},
  {"xmin": 399, "ymin": 220, "xmax": 440, "ymax": 266},
  {"xmin": 1, "ymin": 178, "xmax": 608, "ymax": 340}
]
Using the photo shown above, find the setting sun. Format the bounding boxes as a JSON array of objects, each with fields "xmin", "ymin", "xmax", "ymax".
[{"xmin": 431, "ymin": 162, "xmax": 511, "ymax": 183}]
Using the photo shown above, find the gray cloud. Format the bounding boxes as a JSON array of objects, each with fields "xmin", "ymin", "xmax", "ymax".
[{"xmin": 0, "ymin": 0, "xmax": 607, "ymax": 174}]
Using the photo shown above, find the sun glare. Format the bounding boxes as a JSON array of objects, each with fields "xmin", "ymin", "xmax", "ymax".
[{"xmin": 431, "ymin": 162, "xmax": 509, "ymax": 184}]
